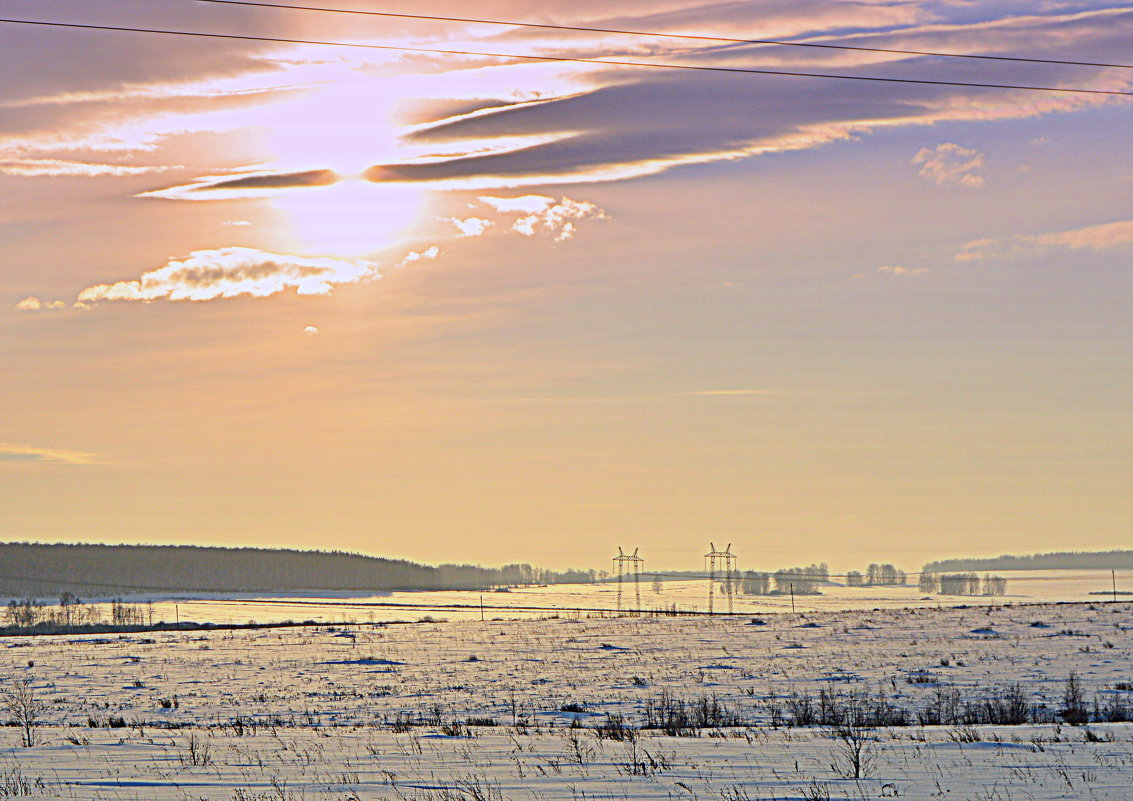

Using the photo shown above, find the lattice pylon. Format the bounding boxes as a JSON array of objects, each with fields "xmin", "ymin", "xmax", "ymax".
[
  {"xmin": 612, "ymin": 547, "xmax": 644, "ymax": 616},
  {"xmin": 704, "ymin": 543, "xmax": 737, "ymax": 615}
]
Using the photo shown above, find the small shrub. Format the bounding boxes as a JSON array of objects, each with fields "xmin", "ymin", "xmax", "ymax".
[
  {"xmin": 3, "ymin": 678, "xmax": 46, "ymax": 747},
  {"xmin": 180, "ymin": 732, "xmax": 213, "ymax": 767},
  {"xmin": 802, "ymin": 780, "xmax": 831, "ymax": 801},
  {"xmin": 594, "ymin": 713, "xmax": 636, "ymax": 742}
]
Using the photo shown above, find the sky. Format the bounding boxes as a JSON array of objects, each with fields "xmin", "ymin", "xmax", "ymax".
[{"xmin": 2, "ymin": 0, "xmax": 1131, "ymax": 573}]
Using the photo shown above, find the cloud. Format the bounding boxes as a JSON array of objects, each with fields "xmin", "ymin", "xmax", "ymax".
[
  {"xmin": 7, "ymin": 1, "xmax": 1130, "ymax": 207},
  {"xmin": 397, "ymin": 246, "xmax": 440, "ymax": 267},
  {"xmin": 190, "ymin": 169, "xmax": 339, "ymax": 192},
  {"xmin": 480, "ymin": 195, "xmax": 610, "ymax": 240},
  {"xmin": 955, "ymin": 219, "xmax": 1133, "ymax": 261},
  {"xmin": 14, "ymin": 297, "xmax": 42, "ymax": 311},
  {"xmin": 912, "ymin": 143, "xmax": 985, "ymax": 187},
  {"xmin": 878, "ymin": 265, "xmax": 929, "ymax": 276},
  {"xmin": 954, "ymin": 238, "xmax": 996, "ymax": 262},
  {"xmin": 350, "ymin": 6, "xmax": 1133, "ymax": 192},
  {"xmin": 478, "ymin": 195, "xmax": 558, "ymax": 215},
  {"xmin": 140, "ymin": 169, "xmax": 341, "ymax": 201},
  {"xmin": 1032, "ymin": 220, "xmax": 1133, "ymax": 251},
  {"xmin": 448, "ymin": 217, "xmax": 493, "ymax": 237},
  {"xmin": 15, "ymin": 296, "xmax": 66, "ymax": 311},
  {"xmin": 0, "ymin": 443, "xmax": 97, "ymax": 465},
  {"xmin": 0, "ymin": 158, "xmax": 174, "ymax": 178},
  {"xmin": 75, "ymin": 247, "xmax": 377, "ymax": 305},
  {"xmin": 509, "ymin": 197, "xmax": 609, "ymax": 240},
  {"xmin": 303, "ymin": 325, "xmax": 319, "ymax": 335}
]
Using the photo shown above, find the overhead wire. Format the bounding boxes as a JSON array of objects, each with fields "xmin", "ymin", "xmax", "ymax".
[
  {"xmin": 1, "ymin": 17, "xmax": 1132, "ymax": 97},
  {"xmin": 188, "ymin": 0, "xmax": 1133, "ymax": 72}
]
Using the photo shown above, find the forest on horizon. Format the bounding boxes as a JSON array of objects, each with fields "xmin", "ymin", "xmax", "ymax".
[
  {"xmin": 923, "ymin": 550, "xmax": 1133, "ymax": 573},
  {"xmin": 0, "ymin": 542, "xmax": 596, "ymax": 598}
]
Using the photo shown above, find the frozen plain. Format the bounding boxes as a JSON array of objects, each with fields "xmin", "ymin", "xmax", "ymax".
[{"xmin": 2, "ymin": 600, "xmax": 1133, "ymax": 800}]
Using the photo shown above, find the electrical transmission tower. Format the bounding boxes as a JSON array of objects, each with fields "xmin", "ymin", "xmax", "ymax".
[
  {"xmin": 704, "ymin": 542, "xmax": 737, "ymax": 615},
  {"xmin": 612, "ymin": 547, "xmax": 644, "ymax": 616}
]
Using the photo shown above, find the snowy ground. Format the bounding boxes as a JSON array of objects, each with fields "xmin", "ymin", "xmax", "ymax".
[{"xmin": 2, "ymin": 601, "xmax": 1132, "ymax": 799}]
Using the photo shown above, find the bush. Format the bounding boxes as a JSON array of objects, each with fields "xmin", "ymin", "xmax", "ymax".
[{"xmin": 594, "ymin": 713, "xmax": 636, "ymax": 741}]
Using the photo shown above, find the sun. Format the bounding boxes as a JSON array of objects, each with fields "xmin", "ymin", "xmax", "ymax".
[{"xmin": 256, "ymin": 67, "xmax": 420, "ymax": 255}]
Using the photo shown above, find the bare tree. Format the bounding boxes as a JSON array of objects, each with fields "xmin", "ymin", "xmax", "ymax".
[
  {"xmin": 58, "ymin": 592, "xmax": 81, "ymax": 628},
  {"xmin": 4, "ymin": 677, "xmax": 46, "ymax": 747},
  {"xmin": 829, "ymin": 696, "xmax": 875, "ymax": 780}
]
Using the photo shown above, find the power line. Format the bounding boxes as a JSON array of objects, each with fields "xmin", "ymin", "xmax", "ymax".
[
  {"xmin": 189, "ymin": 0, "xmax": 1133, "ymax": 72},
  {"xmin": 2, "ymin": 17, "xmax": 1131, "ymax": 97}
]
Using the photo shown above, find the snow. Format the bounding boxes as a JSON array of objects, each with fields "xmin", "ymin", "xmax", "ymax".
[{"xmin": 1, "ymin": 600, "xmax": 1131, "ymax": 799}]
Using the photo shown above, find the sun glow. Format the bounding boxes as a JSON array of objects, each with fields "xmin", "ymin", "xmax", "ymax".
[
  {"xmin": 216, "ymin": 68, "xmax": 414, "ymax": 255},
  {"xmin": 273, "ymin": 180, "xmax": 425, "ymax": 256},
  {"xmin": 123, "ymin": 48, "xmax": 602, "ymax": 256}
]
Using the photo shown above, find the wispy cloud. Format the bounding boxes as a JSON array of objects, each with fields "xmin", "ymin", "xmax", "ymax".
[
  {"xmin": 878, "ymin": 265, "xmax": 929, "ymax": 276},
  {"xmin": 681, "ymin": 389, "xmax": 779, "ymax": 396},
  {"xmin": 75, "ymin": 247, "xmax": 376, "ymax": 305},
  {"xmin": 355, "ymin": 4, "xmax": 1130, "ymax": 192},
  {"xmin": 956, "ymin": 219, "xmax": 1133, "ymax": 261},
  {"xmin": 0, "ymin": 443, "xmax": 98, "ymax": 465},
  {"xmin": 912, "ymin": 143, "xmax": 984, "ymax": 187},
  {"xmin": 1031, "ymin": 219, "xmax": 1133, "ymax": 251},
  {"xmin": 0, "ymin": 158, "xmax": 175, "ymax": 178},
  {"xmin": 141, "ymin": 169, "xmax": 340, "ymax": 200}
]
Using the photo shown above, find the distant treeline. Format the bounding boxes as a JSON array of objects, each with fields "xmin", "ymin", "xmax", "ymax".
[
  {"xmin": 923, "ymin": 550, "xmax": 1133, "ymax": 573},
  {"xmin": 0, "ymin": 542, "xmax": 596, "ymax": 598}
]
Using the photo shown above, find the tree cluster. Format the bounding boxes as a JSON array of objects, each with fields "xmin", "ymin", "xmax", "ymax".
[
  {"xmin": 845, "ymin": 564, "xmax": 906, "ymax": 587},
  {"xmin": 918, "ymin": 572, "xmax": 1007, "ymax": 595},
  {"xmin": 739, "ymin": 564, "xmax": 829, "ymax": 596},
  {"xmin": 4, "ymin": 594, "xmax": 152, "ymax": 630}
]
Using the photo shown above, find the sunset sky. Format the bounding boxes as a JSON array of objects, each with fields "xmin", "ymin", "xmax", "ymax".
[{"xmin": 2, "ymin": 0, "xmax": 1131, "ymax": 572}]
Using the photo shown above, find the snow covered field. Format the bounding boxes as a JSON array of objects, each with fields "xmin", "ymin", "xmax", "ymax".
[{"xmin": 2, "ymin": 601, "xmax": 1132, "ymax": 799}]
